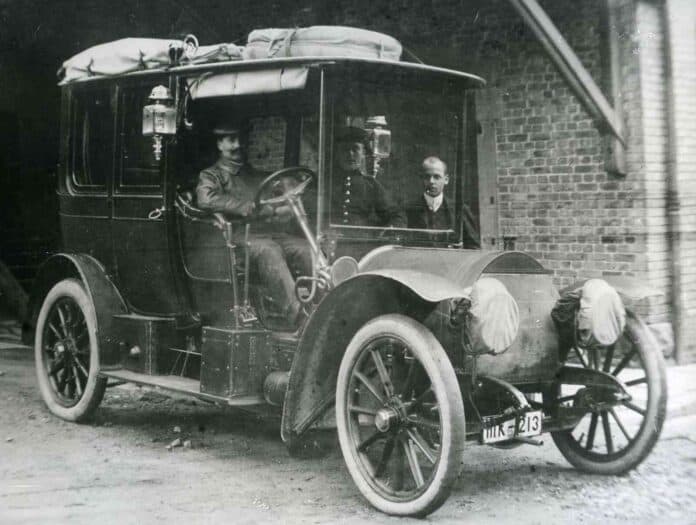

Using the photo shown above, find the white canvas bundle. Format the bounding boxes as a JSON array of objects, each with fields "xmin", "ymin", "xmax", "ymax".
[
  {"xmin": 577, "ymin": 279, "xmax": 626, "ymax": 345},
  {"xmin": 469, "ymin": 277, "xmax": 520, "ymax": 354},
  {"xmin": 59, "ymin": 38, "xmax": 243, "ymax": 84}
]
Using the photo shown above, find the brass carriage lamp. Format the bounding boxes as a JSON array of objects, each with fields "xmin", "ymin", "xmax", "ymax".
[
  {"xmin": 365, "ymin": 116, "xmax": 391, "ymax": 177},
  {"xmin": 142, "ymin": 85, "xmax": 177, "ymax": 161}
]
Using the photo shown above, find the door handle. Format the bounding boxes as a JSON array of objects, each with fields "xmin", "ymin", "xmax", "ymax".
[{"xmin": 148, "ymin": 207, "xmax": 165, "ymax": 220}]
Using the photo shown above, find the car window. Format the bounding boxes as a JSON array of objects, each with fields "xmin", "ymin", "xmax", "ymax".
[
  {"xmin": 118, "ymin": 85, "xmax": 162, "ymax": 191},
  {"xmin": 69, "ymin": 88, "xmax": 114, "ymax": 191},
  {"xmin": 329, "ymin": 73, "xmax": 462, "ymax": 233},
  {"xmin": 246, "ymin": 116, "xmax": 287, "ymax": 172}
]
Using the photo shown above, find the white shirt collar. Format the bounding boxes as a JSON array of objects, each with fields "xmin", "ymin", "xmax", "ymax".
[{"xmin": 423, "ymin": 193, "xmax": 444, "ymax": 212}]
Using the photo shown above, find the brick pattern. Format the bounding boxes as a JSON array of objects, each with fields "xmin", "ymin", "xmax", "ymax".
[
  {"xmin": 247, "ymin": 116, "xmax": 287, "ymax": 172},
  {"xmin": 320, "ymin": 0, "xmax": 647, "ymax": 282},
  {"xmin": 469, "ymin": 1, "xmax": 648, "ymax": 289}
]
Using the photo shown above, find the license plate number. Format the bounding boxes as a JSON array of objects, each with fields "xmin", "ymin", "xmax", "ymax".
[{"xmin": 482, "ymin": 410, "xmax": 543, "ymax": 444}]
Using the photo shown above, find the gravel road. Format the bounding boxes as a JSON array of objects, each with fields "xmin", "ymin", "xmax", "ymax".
[{"xmin": 1, "ymin": 346, "xmax": 695, "ymax": 525}]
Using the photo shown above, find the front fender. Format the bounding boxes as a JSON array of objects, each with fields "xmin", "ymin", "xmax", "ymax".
[
  {"xmin": 359, "ymin": 269, "xmax": 471, "ymax": 302},
  {"xmin": 27, "ymin": 254, "xmax": 128, "ymax": 367},
  {"xmin": 281, "ymin": 274, "xmax": 440, "ymax": 445}
]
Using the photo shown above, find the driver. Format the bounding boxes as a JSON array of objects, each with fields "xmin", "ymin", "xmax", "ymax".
[{"xmin": 196, "ymin": 122, "xmax": 312, "ymax": 327}]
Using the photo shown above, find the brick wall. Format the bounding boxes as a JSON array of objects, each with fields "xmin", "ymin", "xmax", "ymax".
[{"xmin": 312, "ymin": 0, "xmax": 651, "ymax": 285}]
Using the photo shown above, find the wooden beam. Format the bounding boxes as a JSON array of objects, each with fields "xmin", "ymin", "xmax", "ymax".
[{"xmin": 507, "ymin": 0, "xmax": 626, "ymax": 150}]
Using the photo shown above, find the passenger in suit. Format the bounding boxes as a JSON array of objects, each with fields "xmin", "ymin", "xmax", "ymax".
[{"xmin": 406, "ymin": 156, "xmax": 480, "ymax": 248}]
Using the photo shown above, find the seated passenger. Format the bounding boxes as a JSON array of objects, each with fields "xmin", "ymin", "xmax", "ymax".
[
  {"xmin": 196, "ymin": 122, "xmax": 312, "ymax": 326},
  {"xmin": 406, "ymin": 156, "xmax": 480, "ymax": 248},
  {"xmin": 331, "ymin": 126, "xmax": 405, "ymax": 227}
]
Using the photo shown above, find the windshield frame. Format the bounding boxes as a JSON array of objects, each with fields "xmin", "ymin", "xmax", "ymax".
[{"xmin": 317, "ymin": 62, "xmax": 478, "ymax": 248}]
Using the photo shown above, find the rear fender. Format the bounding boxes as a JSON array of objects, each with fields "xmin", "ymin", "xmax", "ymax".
[
  {"xmin": 281, "ymin": 273, "xmax": 453, "ymax": 444},
  {"xmin": 26, "ymin": 254, "xmax": 128, "ymax": 367}
]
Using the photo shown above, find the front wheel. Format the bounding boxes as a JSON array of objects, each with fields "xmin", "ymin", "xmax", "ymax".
[
  {"xmin": 547, "ymin": 311, "xmax": 667, "ymax": 474},
  {"xmin": 35, "ymin": 278, "xmax": 106, "ymax": 422},
  {"xmin": 336, "ymin": 314, "xmax": 465, "ymax": 517}
]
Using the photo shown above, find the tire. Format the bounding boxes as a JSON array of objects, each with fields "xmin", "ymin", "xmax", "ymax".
[
  {"xmin": 35, "ymin": 278, "xmax": 107, "ymax": 422},
  {"xmin": 335, "ymin": 314, "xmax": 465, "ymax": 517},
  {"xmin": 548, "ymin": 311, "xmax": 667, "ymax": 474}
]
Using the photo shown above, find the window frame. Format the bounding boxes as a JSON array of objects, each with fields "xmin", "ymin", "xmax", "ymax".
[
  {"xmin": 321, "ymin": 75, "xmax": 468, "ymax": 247},
  {"xmin": 114, "ymin": 79, "xmax": 170, "ymax": 196},
  {"xmin": 66, "ymin": 84, "xmax": 116, "ymax": 195}
]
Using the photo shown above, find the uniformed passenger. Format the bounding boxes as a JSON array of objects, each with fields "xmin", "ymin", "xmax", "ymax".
[
  {"xmin": 196, "ymin": 122, "xmax": 312, "ymax": 326},
  {"xmin": 331, "ymin": 127, "xmax": 405, "ymax": 228},
  {"xmin": 406, "ymin": 156, "xmax": 480, "ymax": 247}
]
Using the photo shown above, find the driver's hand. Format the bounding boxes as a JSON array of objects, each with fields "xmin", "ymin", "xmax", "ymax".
[
  {"xmin": 258, "ymin": 204, "xmax": 274, "ymax": 218},
  {"xmin": 273, "ymin": 205, "xmax": 293, "ymax": 219}
]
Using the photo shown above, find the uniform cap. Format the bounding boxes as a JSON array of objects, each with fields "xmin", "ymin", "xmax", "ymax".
[
  {"xmin": 212, "ymin": 123, "xmax": 242, "ymax": 136},
  {"xmin": 335, "ymin": 126, "xmax": 368, "ymax": 144}
]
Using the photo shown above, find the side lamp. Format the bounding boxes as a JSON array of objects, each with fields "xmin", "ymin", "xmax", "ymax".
[
  {"xmin": 365, "ymin": 116, "xmax": 391, "ymax": 177},
  {"xmin": 142, "ymin": 85, "xmax": 177, "ymax": 161}
]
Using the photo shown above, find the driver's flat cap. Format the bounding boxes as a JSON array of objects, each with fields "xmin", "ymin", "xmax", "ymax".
[{"xmin": 212, "ymin": 119, "xmax": 250, "ymax": 136}]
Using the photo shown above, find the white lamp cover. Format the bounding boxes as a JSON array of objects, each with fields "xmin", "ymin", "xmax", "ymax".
[
  {"xmin": 470, "ymin": 277, "xmax": 520, "ymax": 354},
  {"xmin": 577, "ymin": 279, "xmax": 626, "ymax": 345}
]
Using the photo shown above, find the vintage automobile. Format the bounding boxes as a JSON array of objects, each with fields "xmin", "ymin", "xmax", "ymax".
[{"xmin": 30, "ymin": 30, "xmax": 667, "ymax": 517}]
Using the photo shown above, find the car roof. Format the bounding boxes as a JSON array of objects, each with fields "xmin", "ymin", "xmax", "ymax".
[{"xmin": 64, "ymin": 56, "xmax": 486, "ymax": 89}]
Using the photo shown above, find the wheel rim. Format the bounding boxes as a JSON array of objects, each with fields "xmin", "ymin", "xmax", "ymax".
[
  {"xmin": 342, "ymin": 336, "xmax": 443, "ymax": 502},
  {"xmin": 40, "ymin": 296, "xmax": 91, "ymax": 408},
  {"xmin": 553, "ymin": 325, "xmax": 653, "ymax": 461}
]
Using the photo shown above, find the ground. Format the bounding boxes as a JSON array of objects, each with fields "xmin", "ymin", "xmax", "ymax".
[{"xmin": 1, "ymin": 346, "xmax": 695, "ymax": 525}]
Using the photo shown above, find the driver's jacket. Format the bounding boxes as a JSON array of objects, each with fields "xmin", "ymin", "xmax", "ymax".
[{"xmin": 196, "ymin": 160, "xmax": 267, "ymax": 219}]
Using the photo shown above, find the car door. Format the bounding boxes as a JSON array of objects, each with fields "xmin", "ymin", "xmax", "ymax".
[
  {"xmin": 110, "ymin": 79, "xmax": 182, "ymax": 315},
  {"xmin": 59, "ymin": 85, "xmax": 114, "ymax": 269}
]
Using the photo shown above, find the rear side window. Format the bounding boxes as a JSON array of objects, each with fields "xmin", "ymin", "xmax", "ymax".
[
  {"xmin": 70, "ymin": 88, "xmax": 114, "ymax": 191},
  {"xmin": 118, "ymin": 85, "xmax": 162, "ymax": 190}
]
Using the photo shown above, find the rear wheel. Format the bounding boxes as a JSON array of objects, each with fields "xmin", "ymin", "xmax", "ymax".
[
  {"xmin": 336, "ymin": 314, "xmax": 465, "ymax": 517},
  {"xmin": 548, "ymin": 312, "xmax": 667, "ymax": 474},
  {"xmin": 35, "ymin": 278, "xmax": 106, "ymax": 422}
]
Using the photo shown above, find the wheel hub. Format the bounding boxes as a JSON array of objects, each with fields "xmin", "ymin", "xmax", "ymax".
[{"xmin": 374, "ymin": 407, "xmax": 399, "ymax": 432}]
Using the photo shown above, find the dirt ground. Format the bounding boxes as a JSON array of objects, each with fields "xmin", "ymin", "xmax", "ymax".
[{"xmin": 1, "ymin": 346, "xmax": 695, "ymax": 525}]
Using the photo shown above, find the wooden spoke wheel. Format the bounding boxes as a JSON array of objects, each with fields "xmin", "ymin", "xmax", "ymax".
[
  {"xmin": 336, "ymin": 314, "xmax": 465, "ymax": 517},
  {"xmin": 35, "ymin": 279, "xmax": 106, "ymax": 421},
  {"xmin": 547, "ymin": 311, "xmax": 667, "ymax": 474}
]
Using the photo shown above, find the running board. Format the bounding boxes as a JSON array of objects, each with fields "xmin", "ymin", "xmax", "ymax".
[{"xmin": 100, "ymin": 369, "xmax": 266, "ymax": 407}]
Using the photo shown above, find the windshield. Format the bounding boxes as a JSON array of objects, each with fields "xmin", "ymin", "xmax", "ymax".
[{"xmin": 327, "ymin": 69, "xmax": 472, "ymax": 241}]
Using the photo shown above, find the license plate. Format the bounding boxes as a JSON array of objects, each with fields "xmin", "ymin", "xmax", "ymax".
[{"xmin": 482, "ymin": 410, "xmax": 543, "ymax": 444}]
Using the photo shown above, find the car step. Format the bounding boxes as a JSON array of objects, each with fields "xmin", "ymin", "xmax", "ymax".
[{"xmin": 100, "ymin": 369, "xmax": 265, "ymax": 406}]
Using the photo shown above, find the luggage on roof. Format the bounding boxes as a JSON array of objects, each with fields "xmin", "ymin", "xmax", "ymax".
[
  {"xmin": 57, "ymin": 27, "xmax": 402, "ymax": 85},
  {"xmin": 243, "ymin": 26, "xmax": 402, "ymax": 61},
  {"xmin": 58, "ymin": 37, "xmax": 243, "ymax": 84}
]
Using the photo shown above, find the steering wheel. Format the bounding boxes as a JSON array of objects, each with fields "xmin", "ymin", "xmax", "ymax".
[
  {"xmin": 252, "ymin": 166, "xmax": 331, "ymax": 303},
  {"xmin": 253, "ymin": 166, "xmax": 315, "ymax": 210}
]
